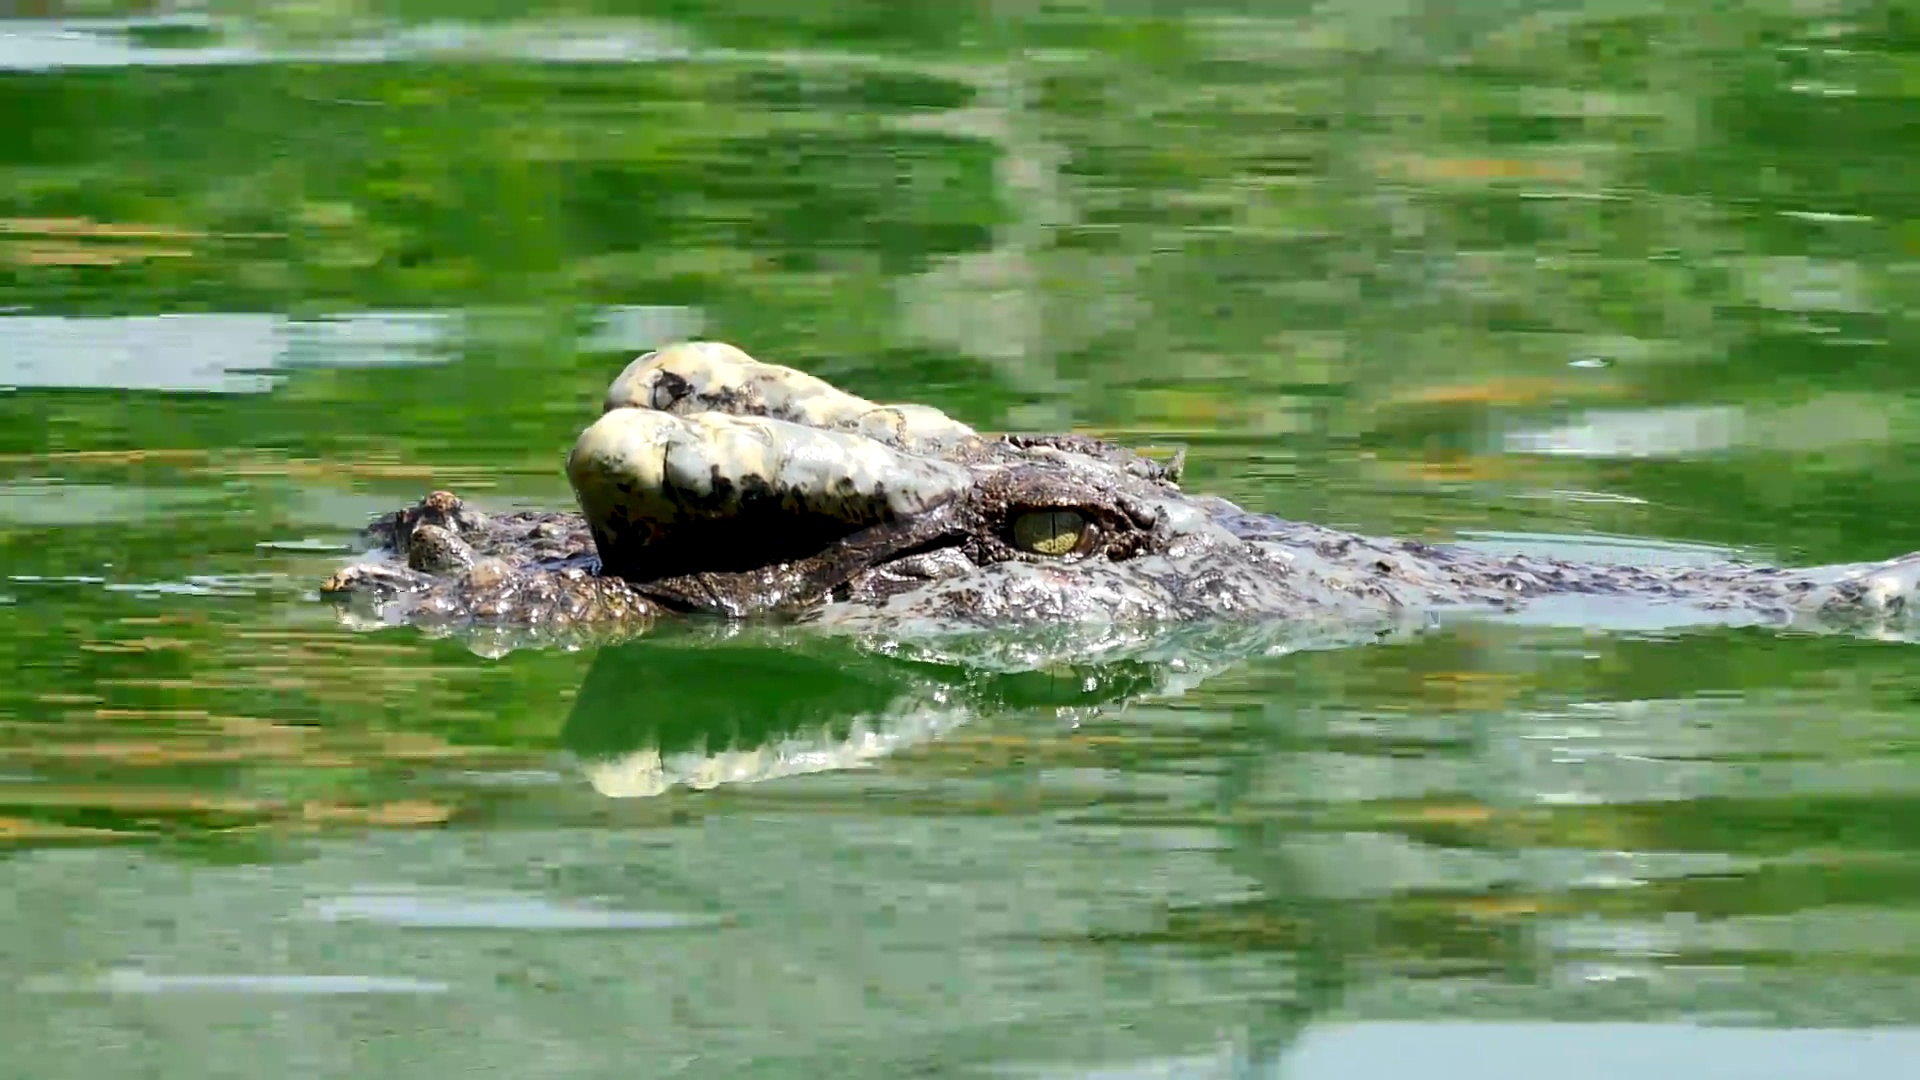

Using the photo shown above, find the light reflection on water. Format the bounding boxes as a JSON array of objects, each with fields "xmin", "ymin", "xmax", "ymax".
[
  {"xmin": 0, "ymin": 306, "xmax": 699, "ymax": 393},
  {"xmin": 0, "ymin": 13, "xmax": 696, "ymax": 72},
  {"xmin": 988, "ymin": 1024, "xmax": 1920, "ymax": 1080},
  {"xmin": 304, "ymin": 887, "xmax": 728, "ymax": 930},
  {"xmin": 30, "ymin": 971, "xmax": 455, "ymax": 996}
]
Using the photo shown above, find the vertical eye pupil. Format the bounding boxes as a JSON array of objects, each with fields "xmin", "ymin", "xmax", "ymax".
[{"xmin": 1012, "ymin": 508, "xmax": 1089, "ymax": 556}]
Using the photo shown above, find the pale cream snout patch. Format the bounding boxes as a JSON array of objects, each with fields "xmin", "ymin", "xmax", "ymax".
[{"xmin": 602, "ymin": 340, "xmax": 979, "ymax": 452}]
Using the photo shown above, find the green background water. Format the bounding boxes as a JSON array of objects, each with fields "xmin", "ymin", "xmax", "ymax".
[{"xmin": 2, "ymin": 3, "xmax": 1919, "ymax": 1077}]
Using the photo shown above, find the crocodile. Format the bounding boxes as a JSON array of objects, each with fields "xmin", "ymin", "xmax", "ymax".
[{"xmin": 320, "ymin": 341, "xmax": 1920, "ymax": 654}]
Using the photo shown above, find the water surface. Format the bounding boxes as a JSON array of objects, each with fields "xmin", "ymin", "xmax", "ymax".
[{"xmin": 3, "ymin": 4, "xmax": 1918, "ymax": 1077}]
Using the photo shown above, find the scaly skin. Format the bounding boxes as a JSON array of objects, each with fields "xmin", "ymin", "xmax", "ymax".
[{"xmin": 320, "ymin": 342, "xmax": 1920, "ymax": 650}]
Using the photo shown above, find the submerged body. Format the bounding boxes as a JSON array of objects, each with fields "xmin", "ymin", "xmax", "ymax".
[{"xmin": 321, "ymin": 342, "xmax": 1920, "ymax": 644}]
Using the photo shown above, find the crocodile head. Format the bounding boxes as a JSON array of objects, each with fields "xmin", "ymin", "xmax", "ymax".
[{"xmin": 320, "ymin": 341, "xmax": 1361, "ymax": 644}]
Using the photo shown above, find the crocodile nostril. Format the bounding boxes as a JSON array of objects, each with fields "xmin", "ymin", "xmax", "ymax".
[{"xmin": 649, "ymin": 371, "xmax": 693, "ymax": 411}]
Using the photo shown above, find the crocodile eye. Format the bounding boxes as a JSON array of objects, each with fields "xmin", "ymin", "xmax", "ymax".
[{"xmin": 1011, "ymin": 508, "xmax": 1089, "ymax": 557}]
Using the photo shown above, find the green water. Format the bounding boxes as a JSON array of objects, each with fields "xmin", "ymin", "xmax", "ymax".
[{"xmin": 3, "ymin": 4, "xmax": 1920, "ymax": 1077}]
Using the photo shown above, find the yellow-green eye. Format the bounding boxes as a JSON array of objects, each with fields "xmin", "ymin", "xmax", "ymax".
[{"xmin": 1011, "ymin": 508, "xmax": 1089, "ymax": 557}]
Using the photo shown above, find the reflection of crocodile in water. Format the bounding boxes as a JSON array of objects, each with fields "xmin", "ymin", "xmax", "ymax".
[{"xmin": 321, "ymin": 341, "xmax": 1920, "ymax": 649}]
